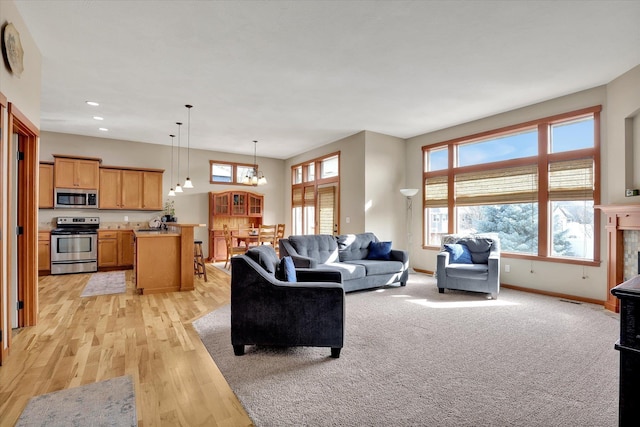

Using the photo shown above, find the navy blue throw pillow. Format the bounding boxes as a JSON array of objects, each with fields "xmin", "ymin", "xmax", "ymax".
[
  {"xmin": 443, "ymin": 243, "xmax": 473, "ymax": 264},
  {"xmin": 278, "ymin": 256, "xmax": 297, "ymax": 282},
  {"xmin": 367, "ymin": 241, "xmax": 392, "ymax": 260}
]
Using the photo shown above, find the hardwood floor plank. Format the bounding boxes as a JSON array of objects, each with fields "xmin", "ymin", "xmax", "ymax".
[{"xmin": 0, "ymin": 265, "xmax": 253, "ymax": 427}]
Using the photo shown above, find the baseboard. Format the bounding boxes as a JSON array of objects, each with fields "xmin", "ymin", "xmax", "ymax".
[
  {"xmin": 412, "ymin": 268, "xmax": 606, "ymax": 307},
  {"xmin": 500, "ymin": 283, "xmax": 605, "ymax": 306}
]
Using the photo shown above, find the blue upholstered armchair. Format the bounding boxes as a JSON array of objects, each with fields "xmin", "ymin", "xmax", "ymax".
[
  {"xmin": 230, "ymin": 245, "xmax": 345, "ymax": 358},
  {"xmin": 436, "ymin": 234, "xmax": 500, "ymax": 299}
]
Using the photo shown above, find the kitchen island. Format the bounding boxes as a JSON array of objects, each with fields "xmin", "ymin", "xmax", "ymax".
[{"xmin": 134, "ymin": 223, "xmax": 205, "ymax": 294}]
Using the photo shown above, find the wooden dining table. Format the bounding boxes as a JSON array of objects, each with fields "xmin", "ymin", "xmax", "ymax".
[{"xmin": 233, "ymin": 231, "xmax": 260, "ymax": 247}]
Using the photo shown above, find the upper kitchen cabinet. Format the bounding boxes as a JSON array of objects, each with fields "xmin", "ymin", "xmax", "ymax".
[
  {"xmin": 53, "ymin": 155, "xmax": 101, "ymax": 189},
  {"xmin": 99, "ymin": 166, "xmax": 164, "ymax": 210},
  {"xmin": 39, "ymin": 162, "xmax": 54, "ymax": 208}
]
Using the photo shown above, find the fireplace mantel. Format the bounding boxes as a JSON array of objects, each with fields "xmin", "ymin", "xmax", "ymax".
[{"xmin": 595, "ymin": 204, "xmax": 640, "ymax": 312}]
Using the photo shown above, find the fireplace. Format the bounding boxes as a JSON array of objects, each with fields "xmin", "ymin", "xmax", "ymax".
[{"xmin": 595, "ymin": 204, "xmax": 640, "ymax": 312}]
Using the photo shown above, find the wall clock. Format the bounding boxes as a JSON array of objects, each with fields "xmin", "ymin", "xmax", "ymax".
[{"xmin": 2, "ymin": 22, "xmax": 24, "ymax": 77}]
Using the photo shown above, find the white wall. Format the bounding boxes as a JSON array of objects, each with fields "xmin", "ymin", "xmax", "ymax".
[
  {"xmin": 364, "ymin": 131, "xmax": 406, "ymax": 245},
  {"xmin": 606, "ymin": 64, "xmax": 640, "ymax": 204},
  {"xmin": 0, "ymin": 0, "xmax": 42, "ymax": 357},
  {"xmin": 284, "ymin": 131, "xmax": 366, "ymax": 235},
  {"xmin": 39, "ymin": 131, "xmax": 285, "ymax": 257},
  {"xmin": 406, "ymin": 86, "xmax": 609, "ymax": 301}
]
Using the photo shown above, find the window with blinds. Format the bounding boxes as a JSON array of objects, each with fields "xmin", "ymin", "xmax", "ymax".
[
  {"xmin": 422, "ymin": 106, "xmax": 600, "ymax": 262},
  {"xmin": 291, "ymin": 152, "xmax": 340, "ymax": 235}
]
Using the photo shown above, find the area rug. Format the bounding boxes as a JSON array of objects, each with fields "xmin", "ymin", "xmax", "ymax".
[
  {"xmin": 16, "ymin": 375, "xmax": 136, "ymax": 426},
  {"xmin": 81, "ymin": 271, "xmax": 126, "ymax": 297},
  {"xmin": 194, "ymin": 274, "xmax": 620, "ymax": 426},
  {"xmin": 212, "ymin": 262, "xmax": 231, "ymax": 275}
]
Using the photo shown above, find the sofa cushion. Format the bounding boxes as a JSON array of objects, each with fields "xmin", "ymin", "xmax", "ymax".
[
  {"xmin": 344, "ymin": 260, "xmax": 404, "ymax": 276},
  {"xmin": 457, "ymin": 237, "xmax": 494, "ymax": 264},
  {"xmin": 446, "ymin": 264, "xmax": 489, "ymax": 280},
  {"xmin": 288, "ymin": 235, "xmax": 339, "ymax": 264},
  {"xmin": 338, "ymin": 232, "xmax": 378, "ymax": 261},
  {"xmin": 276, "ymin": 256, "xmax": 297, "ymax": 282},
  {"xmin": 246, "ymin": 245, "xmax": 279, "ymax": 275},
  {"xmin": 367, "ymin": 241, "xmax": 392, "ymax": 260},
  {"xmin": 443, "ymin": 243, "xmax": 473, "ymax": 264},
  {"xmin": 318, "ymin": 262, "xmax": 366, "ymax": 281}
]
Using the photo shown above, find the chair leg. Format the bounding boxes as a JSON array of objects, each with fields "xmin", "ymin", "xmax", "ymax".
[
  {"xmin": 233, "ymin": 345, "xmax": 245, "ymax": 356},
  {"xmin": 194, "ymin": 241, "xmax": 208, "ymax": 282},
  {"xmin": 330, "ymin": 347, "xmax": 341, "ymax": 358}
]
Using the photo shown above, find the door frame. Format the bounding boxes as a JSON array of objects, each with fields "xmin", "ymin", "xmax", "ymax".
[{"xmin": 7, "ymin": 103, "xmax": 39, "ymax": 342}]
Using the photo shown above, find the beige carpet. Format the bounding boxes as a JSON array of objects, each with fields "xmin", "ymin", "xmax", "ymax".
[
  {"xmin": 16, "ymin": 375, "xmax": 136, "ymax": 426},
  {"xmin": 194, "ymin": 274, "xmax": 620, "ymax": 426},
  {"xmin": 81, "ymin": 271, "xmax": 126, "ymax": 297}
]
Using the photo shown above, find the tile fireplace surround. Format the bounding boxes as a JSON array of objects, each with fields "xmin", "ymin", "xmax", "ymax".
[{"xmin": 596, "ymin": 204, "xmax": 640, "ymax": 312}]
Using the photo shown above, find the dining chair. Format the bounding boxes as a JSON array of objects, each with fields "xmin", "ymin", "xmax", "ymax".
[
  {"xmin": 275, "ymin": 223, "xmax": 286, "ymax": 255},
  {"xmin": 258, "ymin": 224, "xmax": 277, "ymax": 247},
  {"xmin": 223, "ymin": 224, "xmax": 247, "ymax": 269},
  {"xmin": 238, "ymin": 222, "xmax": 257, "ymax": 247}
]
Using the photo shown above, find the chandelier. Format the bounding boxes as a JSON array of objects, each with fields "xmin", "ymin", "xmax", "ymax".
[{"xmin": 242, "ymin": 140, "xmax": 267, "ymax": 186}]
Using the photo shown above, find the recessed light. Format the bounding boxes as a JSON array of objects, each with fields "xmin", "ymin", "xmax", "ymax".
[
  {"xmin": 93, "ymin": 116, "xmax": 104, "ymax": 120},
  {"xmin": 98, "ymin": 127, "xmax": 108, "ymax": 132},
  {"xmin": 86, "ymin": 101, "xmax": 99, "ymax": 106}
]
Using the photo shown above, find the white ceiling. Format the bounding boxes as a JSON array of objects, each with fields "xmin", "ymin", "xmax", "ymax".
[{"xmin": 13, "ymin": 0, "xmax": 640, "ymax": 159}]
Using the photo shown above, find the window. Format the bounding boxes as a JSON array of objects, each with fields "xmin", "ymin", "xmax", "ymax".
[
  {"xmin": 422, "ymin": 106, "xmax": 600, "ymax": 263},
  {"xmin": 210, "ymin": 160, "xmax": 259, "ymax": 185},
  {"xmin": 292, "ymin": 152, "xmax": 340, "ymax": 235}
]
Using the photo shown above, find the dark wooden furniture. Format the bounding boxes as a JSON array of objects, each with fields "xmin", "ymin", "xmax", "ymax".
[{"xmin": 611, "ymin": 276, "xmax": 640, "ymax": 426}]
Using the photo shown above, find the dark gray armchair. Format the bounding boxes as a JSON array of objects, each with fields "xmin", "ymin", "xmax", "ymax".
[
  {"xmin": 436, "ymin": 234, "xmax": 500, "ymax": 299},
  {"xmin": 230, "ymin": 245, "xmax": 345, "ymax": 358}
]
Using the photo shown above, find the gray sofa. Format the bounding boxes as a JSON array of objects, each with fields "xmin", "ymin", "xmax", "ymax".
[
  {"xmin": 436, "ymin": 234, "xmax": 500, "ymax": 299},
  {"xmin": 279, "ymin": 232, "xmax": 409, "ymax": 292}
]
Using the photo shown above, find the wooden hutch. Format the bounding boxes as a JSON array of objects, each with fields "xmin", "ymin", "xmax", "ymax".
[{"xmin": 208, "ymin": 190, "xmax": 263, "ymax": 261}]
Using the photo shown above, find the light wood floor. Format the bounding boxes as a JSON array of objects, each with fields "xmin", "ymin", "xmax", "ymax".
[{"xmin": 0, "ymin": 265, "xmax": 253, "ymax": 427}]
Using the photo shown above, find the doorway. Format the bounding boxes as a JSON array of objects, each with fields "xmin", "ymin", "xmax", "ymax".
[{"xmin": 0, "ymin": 103, "xmax": 39, "ymax": 365}]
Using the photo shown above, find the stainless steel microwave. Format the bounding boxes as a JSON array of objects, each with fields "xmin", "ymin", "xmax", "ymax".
[{"xmin": 54, "ymin": 188, "xmax": 98, "ymax": 209}]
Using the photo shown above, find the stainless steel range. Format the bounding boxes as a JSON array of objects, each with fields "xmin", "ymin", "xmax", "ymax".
[{"xmin": 50, "ymin": 216, "xmax": 99, "ymax": 275}]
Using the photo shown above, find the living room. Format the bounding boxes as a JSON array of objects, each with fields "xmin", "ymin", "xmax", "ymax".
[{"xmin": 1, "ymin": 1, "xmax": 640, "ymax": 425}]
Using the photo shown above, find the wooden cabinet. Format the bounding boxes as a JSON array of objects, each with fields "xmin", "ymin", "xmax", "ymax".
[
  {"xmin": 119, "ymin": 231, "xmax": 134, "ymax": 265},
  {"xmin": 98, "ymin": 230, "xmax": 119, "ymax": 267},
  {"xmin": 98, "ymin": 230, "xmax": 134, "ymax": 268},
  {"xmin": 142, "ymin": 171, "xmax": 163, "ymax": 210},
  {"xmin": 54, "ymin": 155, "xmax": 100, "ymax": 189},
  {"xmin": 208, "ymin": 191, "xmax": 264, "ymax": 261},
  {"xmin": 38, "ymin": 231, "xmax": 50, "ymax": 273},
  {"xmin": 248, "ymin": 193, "xmax": 263, "ymax": 217},
  {"xmin": 232, "ymin": 193, "xmax": 247, "ymax": 216},
  {"xmin": 135, "ymin": 234, "xmax": 181, "ymax": 294},
  {"xmin": 39, "ymin": 162, "xmax": 54, "ymax": 208},
  {"xmin": 99, "ymin": 167, "xmax": 163, "ymax": 210}
]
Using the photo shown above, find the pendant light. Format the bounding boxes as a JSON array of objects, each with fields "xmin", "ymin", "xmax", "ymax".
[
  {"xmin": 183, "ymin": 104, "xmax": 194, "ymax": 189},
  {"xmin": 175, "ymin": 122, "xmax": 183, "ymax": 193},
  {"xmin": 242, "ymin": 140, "xmax": 267, "ymax": 186},
  {"xmin": 167, "ymin": 134, "xmax": 176, "ymax": 197}
]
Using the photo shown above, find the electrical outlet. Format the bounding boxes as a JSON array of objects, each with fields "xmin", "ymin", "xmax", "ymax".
[
  {"xmin": 124, "ymin": 216, "xmax": 129, "ymax": 221},
  {"xmin": 505, "ymin": 265, "xmax": 510, "ymax": 273}
]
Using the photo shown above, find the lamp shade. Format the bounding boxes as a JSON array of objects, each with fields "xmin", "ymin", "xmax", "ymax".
[{"xmin": 400, "ymin": 188, "xmax": 419, "ymax": 197}]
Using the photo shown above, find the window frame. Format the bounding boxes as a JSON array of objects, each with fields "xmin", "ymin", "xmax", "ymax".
[
  {"xmin": 422, "ymin": 106, "xmax": 601, "ymax": 266},
  {"xmin": 209, "ymin": 160, "xmax": 260, "ymax": 186},
  {"xmin": 291, "ymin": 152, "xmax": 340, "ymax": 235}
]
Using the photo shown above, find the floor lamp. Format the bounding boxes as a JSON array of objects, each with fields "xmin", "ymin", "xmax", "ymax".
[{"xmin": 400, "ymin": 188, "xmax": 419, "ymax": 272}]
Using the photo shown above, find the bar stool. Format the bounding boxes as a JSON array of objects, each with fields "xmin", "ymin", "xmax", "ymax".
[{"xmin": 194, "ymin": 240, "xmax": 208, "ymax": 282}]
